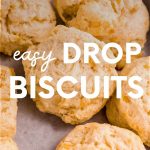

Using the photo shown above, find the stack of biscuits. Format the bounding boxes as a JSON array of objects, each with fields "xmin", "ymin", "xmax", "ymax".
[{"xmin": 0, "ymin": 0, "xmax": 150, "ymax": 149}]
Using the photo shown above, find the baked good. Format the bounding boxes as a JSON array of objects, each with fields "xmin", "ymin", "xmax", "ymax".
[
  {"xmin": 55, "ymin": 0, "xmax": 149, "ymax": 69},
  {"xmin": 0, "ymin": 138, "xmax": 18, "ymax": 150},
  {"xmin": 23, "ymin": 25, "xmax": 117, "ymax": 124},
  {"xmin": 0, "ymin": 0, "xmax": 56, "ymax": 55},
  {"xmin": 0, "ymin": 65, "xmax": 17, "ymax": 137},
  {"xmin": 56, "ymin": 123, "xmax": 146, "ymax": 150},
  {"xmin": 106, "ymin": 56, "xmax": 150, "ymax": 146}
]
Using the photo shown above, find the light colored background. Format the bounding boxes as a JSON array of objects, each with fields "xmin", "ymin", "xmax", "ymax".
[{"xmin": 0, "ymin": 0, "xmax": 150, "ymax": 150}]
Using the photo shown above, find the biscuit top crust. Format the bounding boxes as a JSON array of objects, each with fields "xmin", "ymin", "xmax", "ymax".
[
  {"xmin": 0, "ymin": 0, "xmax": 56, "ymax": 55},
  {"xmin": 0, "ymin": 65, "xmax": 17, "ymax": 137},
  {"xmin": 120, "ymin": 57, "xmax": 150, "ymax": 143},
  {"xmin": 0, "ymin": 65, "xmax": 14, "ymax": 100},
  {"xmin": 55, "ymin": 0, "xmax": 149, "ymax": 47},
  {"xmin": 56, "ymin": 123, "xmax": 146, "ymax": 150},
  {"xmin": 23, "ymin": 25, "xmax": 117, "ymax": 124},
  {"xmin": 120, "ymin": 57, "xmax": 150, "ymax": 117},
  {"xmin": 106, "ymin": 57, "xmax": 150, "ymax": 146},
  {"xmin": 23, "ymin": 25, "xmax": 117, "ymax": 97},
  {"xmin": 0, "ymin": 138, "xmax": 18, "ymax": 150}
]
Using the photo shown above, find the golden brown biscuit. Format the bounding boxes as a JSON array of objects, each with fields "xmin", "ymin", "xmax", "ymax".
[
  {"xmin": 0, "ymin": 0, "xmax": 56, "ymax": 55},
  {"xmin": 23, "ymin": 25, "xmax": 117, "ymax": 124},
  {"xmin": 0, "ymin": 138, "xmax": 18, "ymax": 150},
  {"xmin": 56, "ymin": 123, "xmax": 146, "ymax": 150},
  {"xmin": 106, "ymin": 56, "xmax": 150, "ymax": 146},
  {"xmin": 55, "ymin": 0, "xmax": 149, "ymax": 69},
  {"xmin": 0, "ymin": 65, "xmax": 17, "ymax": 137}
]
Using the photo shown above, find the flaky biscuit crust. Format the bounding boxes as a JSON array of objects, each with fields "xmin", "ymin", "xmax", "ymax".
[
  {"xmin": 106, "ymin": 57, "xmax": 150, "ymax": 146},
  {"xmin": 0, "ymin": 138, "xmax": 18, "ymax": 150},
  {"xmin": 55, "ymin": 0, "xmax": 149, "ymax": 69},
  {"xmin": 0, "ymin": 65, "xmax": 17, "ymax": 137},
  {"xmin": 0, "ymin": 0, "xmax": 56, "ymax": 55},
  {"xmin": 56, "ymin": 123, "xmax": 145, "ymax": 150},
  {"xmin": 23, "ymin": 25, "xmax": 117, "ymax": 124}
]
